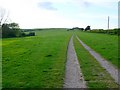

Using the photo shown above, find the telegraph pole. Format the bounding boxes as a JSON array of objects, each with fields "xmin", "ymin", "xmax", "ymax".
[{"xmin": 108, "ymin": 16, "xmax": 109, "ymax": 30}]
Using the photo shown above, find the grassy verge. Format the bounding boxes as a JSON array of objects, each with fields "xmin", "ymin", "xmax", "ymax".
[
  {"xmin": 75, "ymin": 31, "xmax": 118, "ymax": 69},
  {"xmin": 2, "ymin": 29, "xmax": 73, "ymax": 88},
  {"xmin": 0, "ymin": 39, "xmax": 2, "ymax": 89},
  {"xmin": 73, "ymin": 35, "xmax": 118, "ymax": 88}
]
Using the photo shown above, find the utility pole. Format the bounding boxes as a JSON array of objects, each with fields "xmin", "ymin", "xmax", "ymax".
[{"xmin": 108, "ymin": 16, "xmax": 109, "ymax": 30}]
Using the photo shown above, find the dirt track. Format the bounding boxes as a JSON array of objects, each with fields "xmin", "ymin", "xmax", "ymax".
[
  {"xmin": 63, "ymin": 34, "xmax": 119, "ymax": 88},
  {"xmin": 63, "ymin": 35, "xmax": 86, "ymax": 88},
  {"xmin": 76, "ymin": 35, "xmax": 120, "ymax": 85}
]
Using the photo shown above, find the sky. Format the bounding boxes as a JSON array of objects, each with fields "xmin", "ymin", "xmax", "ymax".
[{"xmin": 0, "ymin": 0, "xmax": 119, "ymax": 29}]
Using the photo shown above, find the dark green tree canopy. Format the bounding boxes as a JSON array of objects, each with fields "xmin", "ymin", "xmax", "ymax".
[
  {"xmin": 8, "ymin": 22, "xmax": 19, "ymax": 29},
  {"xmin": 2, "ymin": 22, "xmax": 20, "ymax": 38}
]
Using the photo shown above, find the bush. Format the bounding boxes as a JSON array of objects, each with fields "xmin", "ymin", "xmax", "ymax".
[
  {"xmin": 28, "ymin": 32, "xmax": 35, "ymax": 36},
  {"xmin": 88, "ymin": 29, "xmax": 119, "ymax": 35},
  {"xmin": 2, "ymin": 23, "xmax": 36, "ymax": 38},
  {"xmin": 20, "ymin": 32, "xmax": 35, "ymax": 37},
  {"xmin": 85, "ymin": 26, "xmax": 91, "ymax": 31},
  {"xmin": 20, "ymin": 32, "xmax": 26, "ymax": 37},
  {"xmin": 2, "ymin": 23, "xmax": 22, "ymax": 38}
]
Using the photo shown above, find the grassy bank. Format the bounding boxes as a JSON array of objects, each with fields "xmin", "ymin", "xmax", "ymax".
[
  {"xmin": 75, "ymin": 31, "xmax": 118, "ymax": 68},
  {"xmin": 73, "ymin": 35, "xmax": 118, "ymax": 88},
  {"xmin": 2, "ymin": 29, "xmax": 73, "ymax": 88}
]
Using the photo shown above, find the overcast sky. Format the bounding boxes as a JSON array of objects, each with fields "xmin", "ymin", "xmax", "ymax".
[{"xmin": 0, "ymin": 0, "xmax": 119, "ymax": 29}]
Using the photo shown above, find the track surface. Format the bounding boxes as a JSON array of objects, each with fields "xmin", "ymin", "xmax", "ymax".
[{"xmin": 63, "ymin": 35, "xmax": 86, "ymax": 88}]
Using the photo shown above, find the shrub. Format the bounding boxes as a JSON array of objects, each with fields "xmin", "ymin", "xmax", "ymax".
[
  {"xmin": 88, "ymin": 29, "xmax": 119, "ymax": 35},
  {"xmin": 85, "ymin": 26, "xmax": 91, "ymax": 31},
  {"xmin": 28, "ymin": 32, "xmax": 35, "ymax": 36},
  {"xmin": 20, "ymin": 32, "xmax": 26, "ymax": 37},
  {"xmin": 2, "ymin": 23, "xmax": 21, "ymax": 38}
]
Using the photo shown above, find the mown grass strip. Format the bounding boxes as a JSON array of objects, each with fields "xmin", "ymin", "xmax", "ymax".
[
  {"xmin": 73, "ymin": 35, "xmax": 118, "ymax": 88},
  {"xmin": 2, "ymin": 29, "xmax": 73, "ymax": 88},
  {"xmin": 75, "ymin": 31, "xmax": 118, "ymax": 69}
]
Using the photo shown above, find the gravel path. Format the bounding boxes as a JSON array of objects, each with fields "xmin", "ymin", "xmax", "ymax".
[
  {"xmin": 76, "ymin": 35, "xmax": 120, "ymax": 85},
  {"xmin": 63, "ymin": 35, "xmax": 86, "ymax": 88}
]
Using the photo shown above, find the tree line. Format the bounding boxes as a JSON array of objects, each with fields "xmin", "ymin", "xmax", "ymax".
[
  {"xmin": 0, "ymin": 8, "xmax": 35, "ymax": 38},
  {"xmin": 67, "ymin": 26, "xmax": 91, "ymax": 31},
  {"xmin": 1, "ymin": 23, "xmax": 35, "ymax": 38}
]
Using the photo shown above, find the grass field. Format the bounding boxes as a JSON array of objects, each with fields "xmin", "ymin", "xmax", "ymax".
[
  {"xmin": 0, "ymin": 39, "xmax": 2, "ymax": 89},
  {"xmin": 73, "ymin": 35, "xmax": 118, "ymax": 88},
  {"xmin": 2, "ymin": 29, "xmax": 73, "ymax": 88},
  {"xmin": 75, "ymin": 31, "xmax": 118, "ymax": 69},
  {"xmin": 2, "ymin": 29, "xmax": 119, "ymax": 88}
]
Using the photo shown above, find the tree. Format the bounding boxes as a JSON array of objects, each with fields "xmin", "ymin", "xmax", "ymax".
[
  {"xmin": 8, "ymin": 22, "xmax": 19, "ymax": 29},
  {"xmin": 2, "ymin": 22, "xmax": 21, "ymax": 38},
  {"xmin": 85, "ymin": 26, "xmax": 91, "ymax": 31},
  {"xmin": 0, "ymin": 8, "xmax": 9, "ymax": 26},
  {"xmin": 2, "ymin": 23, "xmax": 15, "ymax": 38},
  {"xmin": 0, "ymin": 7, "xmax": 9, "ymax": 38}
]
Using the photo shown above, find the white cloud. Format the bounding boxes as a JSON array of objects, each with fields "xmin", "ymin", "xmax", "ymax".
[
  {"xmin": 0, "ymin": 0, "xmax": 118, "ymax": 29},
  {"xmin": 38, "ymin": 1, "xmax": 57, "ymax": 10}
]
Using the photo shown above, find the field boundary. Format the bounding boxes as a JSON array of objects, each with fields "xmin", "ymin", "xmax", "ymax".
[
  {"xmin": 63, "ymin": 35, "xmax": 86, "ymax": 88},
  {"xmin": 76, "ymin": 35, "xmax": 120, "ymax": 85}
]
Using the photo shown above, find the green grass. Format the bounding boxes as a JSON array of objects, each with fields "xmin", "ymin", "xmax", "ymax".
[
  {"xmin": 75, "ymin": 31, "xmax": 118, "ymax": 68},
  {"xmin": 2, "ymin": 29, "xmax": 73, "ymax": 88},
  {"xmin": 73, "ymin": 35, "xmax": 118, "ymax": 88},
  {"xmin": 0, "ymin": 39, "xmax": 2, "ymax": 89}
]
